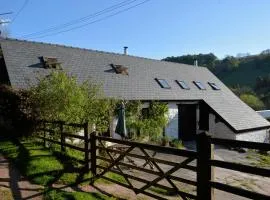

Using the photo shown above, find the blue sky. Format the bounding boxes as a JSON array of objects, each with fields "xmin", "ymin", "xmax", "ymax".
[{"xmin": 1, "ymin": 0, "xmax": 270, "ymax": 59}]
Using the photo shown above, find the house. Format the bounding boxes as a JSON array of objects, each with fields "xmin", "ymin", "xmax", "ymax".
[{"xmin": 0, "ymin": 38, "xmax": 269, "ymax": 143}]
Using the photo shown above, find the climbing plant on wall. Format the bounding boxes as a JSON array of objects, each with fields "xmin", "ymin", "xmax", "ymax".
[{"xmin": 125, "ymin": 101, "xmax": 169, "ymax": 141}]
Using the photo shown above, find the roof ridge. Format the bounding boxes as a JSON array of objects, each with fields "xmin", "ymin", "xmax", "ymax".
[{"xmin": 0, "ymin": 37, "xmax": 205, "ymax": 69}]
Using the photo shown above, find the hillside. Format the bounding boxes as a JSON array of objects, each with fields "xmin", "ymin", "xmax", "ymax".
[
  {"xmin": 163, "ymin": 51, "xmax": 270, "ymax": 109},
  {"xmin": 216, "ymin": 55, "xmax": 270, "ymax": 88}
]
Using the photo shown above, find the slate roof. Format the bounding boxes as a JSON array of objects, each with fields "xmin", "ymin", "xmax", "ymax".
[{"xmin": 1, "ymin": 38, "xmax": 269, "ymax": 132}]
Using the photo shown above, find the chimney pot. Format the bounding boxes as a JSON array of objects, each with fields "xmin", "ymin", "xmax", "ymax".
[
  {"xmin": 124, "ymin": 46, "xmax": 128, "ymax": 55},
  {"xmin": 194, "ymin": 60, "xmax": 198, "ymax": 66}
]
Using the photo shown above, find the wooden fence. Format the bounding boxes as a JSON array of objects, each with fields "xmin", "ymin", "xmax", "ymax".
[
  {"xmin": 34, "ymin": 121, "xmax": 270, "ymax": 200},
  {"xmin": 35, "ymin": 120, "xmax": 91, "ymax": 169}
]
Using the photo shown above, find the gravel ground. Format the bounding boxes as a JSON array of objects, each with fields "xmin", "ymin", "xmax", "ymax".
[{"xmin": 94, "ymin": 144, "xmax": 270, "ymax": 200}]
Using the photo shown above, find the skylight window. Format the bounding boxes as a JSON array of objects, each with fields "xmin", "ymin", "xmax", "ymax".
[
  {"xmin": 193, "ymin": 81, "xmax": 206, "ymax": 90},
  {"xmin": 155, "ymin": 78, "xmax": 171, "ymax": 89},
  {"xmin": 208, "ymin": 82, "xmax": 220, "ymax": 90},
  {"xmin": 176, "ymin": 80, "xmax": 190, "ymax": 90}
]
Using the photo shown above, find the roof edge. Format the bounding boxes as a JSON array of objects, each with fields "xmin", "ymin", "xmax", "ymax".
[{"xmin": 0, "ymin": 37, "xmax": 207, "ymax": 70}]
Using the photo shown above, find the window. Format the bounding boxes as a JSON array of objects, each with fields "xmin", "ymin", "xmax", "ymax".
[
  {"xmin": 155, "ymin": 78, "xmax": 171, "ymax": 89},
  {"xmin": 176, "ymin": 80, "xmax": 190, "ymax": 90},
  {"xmin": 208, "ymin": 82, "xmax": 220, "ymax": 90},
  {"xmin": 193, "ymin": 81, "xmax": 206, "ymax": 90}
]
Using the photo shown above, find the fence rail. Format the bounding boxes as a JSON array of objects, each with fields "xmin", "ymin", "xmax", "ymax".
[
  {"xmin": 93, "ymin": 134, "xmax": 197, "ymax": 200},
  {"xmin": 34, "ymin": 120, "xmax": 270, "ymax": 200},
  {"xmin": 209, "ymin": 136, "xmax": 270, "ymax": 200},
  {"xmin": 35, "ymin": 120, "xmax": 91, "ymax": 169}
]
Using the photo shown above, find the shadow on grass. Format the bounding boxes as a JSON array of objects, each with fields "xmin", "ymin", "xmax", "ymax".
[
  {"xmin": 0, "ymin": 133, "xmax": 129, "ymax": 199},
  {"xmin": 0, "ymin": 134, "xmax": 106, "ymax": 199}
]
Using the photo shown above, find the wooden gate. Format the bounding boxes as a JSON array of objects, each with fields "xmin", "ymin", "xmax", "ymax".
[{"xmin": 91, "ymin": 135, "xmax": 197, "ymax": 200}]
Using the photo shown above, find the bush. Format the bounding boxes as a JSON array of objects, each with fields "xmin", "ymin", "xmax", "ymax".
[
  {"xmin": 28, "ymin": 71, "xmax": 115, "ymax": 133},
  {"xmin": 170, "ymin": 139, "xmax": 184, "ymax": 149},
  {"xmin": 240, "ymin": 94, "xmax": 265, "ymax": 110},
  {"xmin": 125, "ymin": 101, "xmax": 169, "ymax": 141},
  {"xmin": 0, "ymin": 85, "xmax": 34, "ymax": 137}
]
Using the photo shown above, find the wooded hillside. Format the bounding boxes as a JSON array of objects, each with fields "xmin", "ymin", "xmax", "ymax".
[{"xmin": 163, "ymin": 50, "xmax": 270, "ymax": 109}]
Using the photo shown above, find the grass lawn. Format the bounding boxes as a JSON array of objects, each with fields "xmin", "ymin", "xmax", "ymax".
[
  {"xmin": 44, "ymin": 189, "xmax": 115, "ymax": 200},
  {"xmin": 246, "ymin": 150, "xmax": 270, "ymax": 168},
  {"xmin": 0, "ymin": 138, "xmax": 92, "ymax": 186},
  {"xmin": 0, "ymin": 136, "xmax": 128, "ymax": 199}
]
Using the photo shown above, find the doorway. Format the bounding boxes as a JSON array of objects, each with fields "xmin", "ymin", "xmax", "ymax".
[{"xmin": 178, "ymin": 104, "xmax": 197, "ymax": 141}]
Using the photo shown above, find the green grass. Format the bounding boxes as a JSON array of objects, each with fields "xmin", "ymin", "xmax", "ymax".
[
  {"xmin": 246, "ymin": 150, "xmax": 270, "ymax": 168},
  {"xmin": 95, "ymin": 172, "xmax": 127, "ymax": 185},
  {"xmin": 0, "ymin": 138, "xmax": 92, "ymax": 186},
  {"xmin": 44, "ymin": 188, "xmax": 116, "ymax": 200},
  {"xmin": 148, "ymin": 186, "xmax": 177, "ymax": 196}
]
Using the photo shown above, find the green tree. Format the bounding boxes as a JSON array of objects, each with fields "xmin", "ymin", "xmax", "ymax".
[
  {"xmin": 163, "ymin": 53, "xmax": 218, "ymax": 71},
  {"xmin": 240, "ymin": 94, "xmax": 265, "ymax": 110},
  {"xmin": 29, "ymin": 71, "xmax": 114, "ymax": 132}
]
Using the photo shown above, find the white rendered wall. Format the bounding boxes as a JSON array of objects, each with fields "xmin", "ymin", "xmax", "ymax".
[
  {"xmin": 165, "ymin": 103, "xmax": 179, "ymax": 139},
  {"xmin": 236, "ymin": 129, "xmax": 269, "ymax": 143},
  {"xmin": 209, "ymin": 113, "xmax": 269, "ymax": 142}
]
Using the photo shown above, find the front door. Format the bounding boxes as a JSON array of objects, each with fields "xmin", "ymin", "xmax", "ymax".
[{"xmin": 178, "ymin": 104, "xmax": 197, "ymax": 141}]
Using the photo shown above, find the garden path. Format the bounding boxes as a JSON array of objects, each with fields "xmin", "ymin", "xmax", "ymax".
[{"xmin": 0, "ymin": 154, "xmax": 44, "ymax": 200}]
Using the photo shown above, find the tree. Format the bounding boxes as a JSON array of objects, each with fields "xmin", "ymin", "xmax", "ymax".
[
  {"xmin": 240, "ymin": 94, "xmax": 265, "ymax": 110},
  {"xmin": 260, "ymin": 49, "xmax": 270, "ymax": 55},
  {"xmin": 29, "ymin": 71, "xmax": 115, "ymax": 132},
  {"xmin": 163, "ymin": 53, "xmax": 218, "ymax": 72}
]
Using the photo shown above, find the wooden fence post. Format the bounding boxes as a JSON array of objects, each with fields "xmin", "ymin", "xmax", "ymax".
[
  {"xmin": 60, "ymin": 121, "xmax": 65, "ymax": 152},
  {"xmin": 84, "ymin": 122, "xmax": 91, "ymax": 171},
  {"xmin": 196, "ymin": 132, "xmax": 214, "ymax": 200},
  {"xmin": 90, "ymin": 132, "xmax": 97, "ymax": 175}
]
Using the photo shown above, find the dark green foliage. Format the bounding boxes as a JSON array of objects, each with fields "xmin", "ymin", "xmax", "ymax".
[
  {"xmin": 28, "ymin": 71, "xmax": 116, "ymax": 133},
  {"xmin": 125, "ymin": 101, "xmax": 168, "ymax": 140},
  {"xmin": 0, "ymin": 85, "xmax": 34, "ymax": 136},
  {"xmin": 163, "ymin": 53, "xmax": 218, "ymax": 71},
  {"xmin": 240, "ymin": 94, "xmax": 265, "ymax": 110}
]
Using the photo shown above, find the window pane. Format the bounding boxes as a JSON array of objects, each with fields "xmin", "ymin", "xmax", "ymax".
[
  {"xmin": 156, "ymin": 79, "xmax": 171, "ymax": 89},
  {"xmin": 208, "ymin": 82, "xmax": 220, "ymax": 90},
  {"xmin": 193, "ymin": 81, "xmax": 206, "ymax": 90},
  {"xmin": 176, "ymin": 80, "xmax": 190, "ymax": 89}
]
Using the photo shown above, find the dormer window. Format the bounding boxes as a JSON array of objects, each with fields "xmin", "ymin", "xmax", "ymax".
[
  {"xmin": 41, "ymin": 56, "xmax": 62, "ymax": 69},
  {"xmin": 193, "ymin": 81, "xmax": 206, "ymax": 90},
  {"xmin": 155, "ymin": 78, "xmax": 171, "ymax": 89},
  {"xmin": 111, "ymin": 64, "xmax": 128, "ymax": 75}
]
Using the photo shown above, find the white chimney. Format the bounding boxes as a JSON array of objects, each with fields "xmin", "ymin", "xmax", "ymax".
[
  {"xmin": 124, "ymin": 46, "xmax": 128, "ymax": 55},
  {"xmin": 194, "ymin": 60, "xmax": 198, "ymax": 66}
]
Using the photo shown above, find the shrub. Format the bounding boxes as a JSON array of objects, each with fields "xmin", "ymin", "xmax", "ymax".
[
  {"xmin": 28, "ymin": 71, "xmax": 115, "ymax": 133},
  {"xmin": 240, "ymin": 94, "xmax": 265, "ymax": 110},
  {"xmin": 125, "ymin": 101, "xmax": 169, "ymax": 141},
  {"xmin": 0, "ymin": 85, "xmax": 34, "ymax": 136}
]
